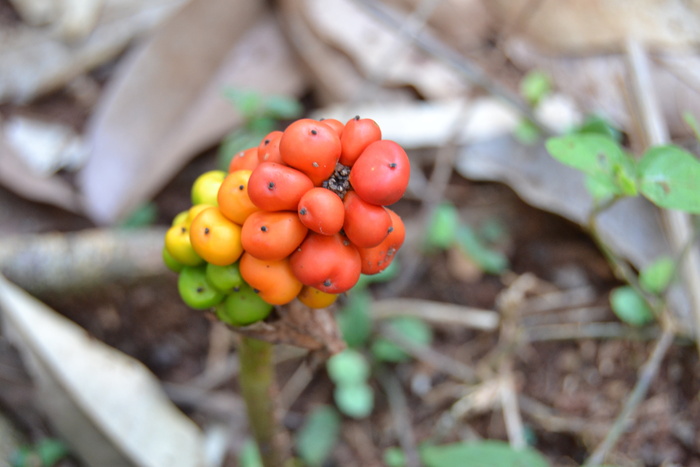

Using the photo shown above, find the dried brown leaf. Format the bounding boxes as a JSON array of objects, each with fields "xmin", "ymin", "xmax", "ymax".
[
  {"xmin": 0, "ymin": 136, "xmax": 82, "ymax": 213},
  {"xmin": 0, "ymin": 0, "xmax": 184, "ymax": 103},
  {"xmin": 78, "ymin": 0, "xmax": 306, "ymax": 224}
]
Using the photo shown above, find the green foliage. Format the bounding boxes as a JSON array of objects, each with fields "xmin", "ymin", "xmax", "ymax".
[
  {"xmin": 575, "ymin": 115, "xmax": 622, "ymax": 142},
  {"xmin": 337, "ymin": 290, "xmax": 372, "ymax": 348},
  {"xmin": 218, "ymin": 88, "xmax": 302, "ymax": 170},
  {"xmin": 420, "ymin": 440, "xmax": 550, "ymax": 467},
  {"xmin": 383, "ymin": 447, "xmax": 407, "ymax": 467},
  {"xmin": 223, "ymin": 88, "xmax": 302, "ymax": 121},
  {"xmin": 514, "ymin": 119, "xmax": 540, "ymax": 145},
  {"xmin": 637, "ymin": 145, "xmax": 700, "ymax": 213},
  {"xmin": 546, "ymin": 133, "xmax": 637, "ymax": 197},
  {"xmin": 425, "ymin": 202, "xmax": 460, "ymax": 250},
  {"xmin": 239, "ymin": 439, "xmax": 263, "ymax": 467},
  {"xmin": 119, "ymin": 202, "xmax": 157, "ymax": 228},
  {"xmin": 11, "ymin": 438, "xmax": 69, "ymax": 467},
  {"xmin": 333, "ymin": 382, "xmax": 374, "ymax": 419},
  {"xmin": 520, "ymin": 70, "xmax": 552, "ymax": 107},
  {"xmin": 610, "ymin": 286, "xmax": 655, "ymax": 327},
  {"xmin": 354, "ymin": 260, "xmax": 400, "ymax": 290},
  {"xmin": 372, "ymin": 316, "xmax": 433, "ymax": 363},
  {"xmin": 295, "ymin": 405, "xmax": 341, "ymax": 467},
  {"xmin": 425, "ymin": 201, "xmax": 509, "ymax": 274},
  {"xmin": 456, "ymin": 225, "xmax": 509, "ymax": 274},
  {"xmin": 683, "ymin": 111, "xmax": 700, "ymax": 142},
  {"xmin": 639, "ymin": 256, "xmax": 675, "ymax": 295},
  {"xmin": 327, "ymin": 349, "xmax": 371, "ymax": 386}
]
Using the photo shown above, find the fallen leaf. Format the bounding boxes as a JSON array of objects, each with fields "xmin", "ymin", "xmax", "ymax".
[
  {"xmin": 0, "ymin": 0, "xmax": 185, "ymax": 103},
  {"xmin": 0, "ymin": 274, "xmax": 206, "ymax": 466},
  {"xmin": 78, "ymin": 0, "xmax": 307, "ymax": 224},
  {"xmin": 0, "ymin": 136, "xmax": 82, "ymax": 213},
  {"xmin": 489, "ymin": 0, "xmax": 700, "ymax": 53},
  {"xmin": 280, "ymin": 0, "xmax": 468, "ymax": 104}
]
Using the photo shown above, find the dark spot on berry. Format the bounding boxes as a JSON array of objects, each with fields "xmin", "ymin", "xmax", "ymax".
[
  {"xmin": 323, "ymin": 279, "xmax": 332, "ymax": 287},
  {"xmin": 239, "ymin": 185, "xmax": 244, "ymax": 190},
  {"xmin": 196, "ymin": 287, "xmax": 204, "ymax": 293},
  {"xmin": 343, "ymin": 240, "xmax": 350, "ymax": 246},
  {"xmin": 299, "ymin": 207, "xmax": 307, "ymax": 215},
  {"xmin": 354, "ymin": 115, "xmax": 360, "ymax": 120},
  {"xmin": 312, "ymin": 162, "xmax": 319, "ymax": 167},
  {"xmin": 268, "ymin": 181, "xmax": 275, "ymax": 190},
  {"xmin": 264, "ymin": 139, "xmax": 270, "ymax": 145},
  {"xmin": 261, "ymin": 225, "xmax": 268, "ymax": 232},
  {"xmin": 311, "ymin": 129, "xmax": 318, "ymax": 135},
  {"xmin": 180, "ymin": 227, "xmax": 186, "ymax": 234},
  {"xmin": 388, "ymin": 226, "xmax": 394, "ymax": 233},
  {"xmin": 204, "ymin": 227, "xmax": 210, "ymax": 235},
  {"xmin": 233, "ymin": 286, "xmax": 240, "ymax": 292},
  {"xmin": 253, "ymin": 288, "xmax": 260, "ymax": 293},
  {"xmin": 388, "ymin": 163, "xmax": 397, "ymax": 169}
]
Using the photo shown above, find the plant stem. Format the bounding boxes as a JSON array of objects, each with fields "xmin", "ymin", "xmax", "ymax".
[{"xmin": 238, "ymin": 336, "xmax": 288, "ymax": 467}]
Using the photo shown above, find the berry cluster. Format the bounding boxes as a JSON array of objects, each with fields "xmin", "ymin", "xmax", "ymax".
[{"xmin": 163, "ymin": 117, "xmax": 409, "ymax": 326}]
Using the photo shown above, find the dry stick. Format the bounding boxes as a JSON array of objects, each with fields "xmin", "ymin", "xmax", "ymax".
[
  {"xmin": 348, "ymin": 0, "xmax": 445, "ymax": 107},
  {"xmin": 584, "ymin": 327, "xmax": 674, "ymax": 466},
  {"xmin": 372, "ymin": 298, "xmax": 499, "ymax": 330},
  {"xmin": 352, "ymin": 0, "xmax": 547, "ymax": 132},
  {"xmin": 376, "ymin": 369, "xmax": 421, "ymax": 467},
  {"xmin": 626, "ymin": 38, "xmax": 700, "ymax": 350}
]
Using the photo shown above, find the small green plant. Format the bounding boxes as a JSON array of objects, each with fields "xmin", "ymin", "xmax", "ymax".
[
  {"xmin": 546, "ymin": 121, "xmax": 700, "ymax": 327},
  {"xmin": 11, "ymin": 438, "xmax": 69, "ymax": 467},
  {"xmin": 425, "ymin": 201, "xmax": 509, "ymax": 274},
  {"xmin": 383, "ymin": 440, "xmax": 550, "ymax": 467}
]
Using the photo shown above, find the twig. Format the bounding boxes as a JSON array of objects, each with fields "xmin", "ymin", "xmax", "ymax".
[
  {"xmin": 352, "ymin": 0, "xmax": 547, "ymax": 131},
  {"xmin": 526, "ymin": 322, "xmax": 659, "ymax": 342},
  {"xmin": 379, "ymin": 324, "xmax": 476, "ymax": 383},
  {"xmin": 371, "ymin": 298, "xmax": 499, "ymax": 330},
  {"xmin": 583, "ymin": 327, "xmax": 674, "ymax": 465},
  {"xmin": 376, "ymin": 368, "xmax": 421, "ymax": 467},
  {"xmin": 500, "ymin": 367, "xmax": 525, "ymax": 449}
]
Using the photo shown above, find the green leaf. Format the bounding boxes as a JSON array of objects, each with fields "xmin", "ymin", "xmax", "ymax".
[
  {"xmin": 455, "ymin": 225, "xmax": 509, "ymax": 274},
  {"xmin": 11, "ymin": 439, "xmax": 69, "ymax": 467},
  {"xmin": 119, "ymin": 202, "xmax": 157, "ymax": 228},
  {"xmin": 683, "ymin": 112, "xmax": 700, "ymax": 142},
  {"xmin": 420, "ymin": 440, "xmax": 550, "ymax": 467},
  {"xmin": 334, "ymin": 382, "xmax": 374, "ymax": 418},
  {"xmin": 223, "ymin": 88, "xmax": 265, "ymax": 120},
  {"xmin": 337, "ymin": 290, "xmax": 372, "ymax": 347},
  {"xmin": 327, "ymin": 349, "xmax": 370, "ymax": 386},
  {"xmin": 425, "ymin": 202, "xmax": 460, "ymax": 250},
  {"xmin": 610, "ymin": 286, "xmax": 655, "ymax": 327},
  {"xmin": 372, "ymin": 317, "xmax": 433, "ymax": 363},
  {"xmin": 295, "ymin": 406, "xmax": 341, "ymax": 467},
  {"xmin": 639, "ymin": 256, "xmax": 675, "ymax": 295},
  {"xmin": 584, "ymin": 173, "xmax": 623, "ymax": 202},
  {"xmin": 383, "ymin": 447, "xmax": 407, "ymax": 467},
  {"xmin": 262, "ymin": 95, "xmax": 303, "ymax": 120},
  {"xmin": 355, "ymin": 260, "xmax": 400, "ymax": 290},
  {"xmin": 638, "ymin": 145, "xmax": 700, "ymax": 213},
  {"xmin": 514, "ymin": 119, "xmax": 540, "ymax": 145},
  {"xmin": 239, "ymin": 439, "xmax": 263, "ymax": 467},
  {"xmin": 545, "ymin": 134, "xmax": 626, "ymax": 176},
  {"xmin": 520, "ymin": 70, "xmax": 551, "ymax": 107},
  {"xmin": 575, "ymin": 115, "xmax": 622, "ymax": 142}
]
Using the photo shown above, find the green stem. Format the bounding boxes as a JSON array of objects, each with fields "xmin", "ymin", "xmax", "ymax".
[{"xmin": 238, "ymin": 336, "xmax": 288, "ymax": 467}]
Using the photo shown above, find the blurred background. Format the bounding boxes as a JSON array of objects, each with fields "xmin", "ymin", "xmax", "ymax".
[{"xmin": 1, "ymin": 0, "xmax": 700, "ymax": 466}]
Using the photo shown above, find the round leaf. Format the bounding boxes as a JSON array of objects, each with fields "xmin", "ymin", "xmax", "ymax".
[
  {"xmin": 638, "ymin": 145, "xmax": 700, "ymax": 213},
  {"xmin": 609, "ymin": 286, "xmax": 655, "ymax": 327}
]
